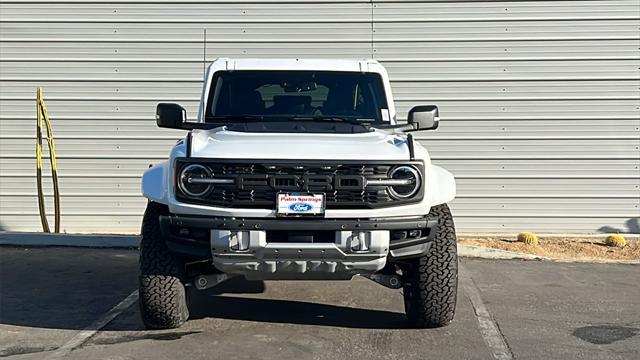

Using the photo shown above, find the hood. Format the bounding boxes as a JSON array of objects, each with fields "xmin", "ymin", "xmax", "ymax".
[{"xmin": 189, "ymin": 128, "xmax": 411, "ymax": 160}]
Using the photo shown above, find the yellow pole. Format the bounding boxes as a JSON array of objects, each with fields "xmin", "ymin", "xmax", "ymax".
[
  {"xmin": 36, "ymin": 87, "xmax": 50, "ymax": 232},
  {"xmin": 35, "ymin": 87, "xmax": 61, "ymax": 233}
]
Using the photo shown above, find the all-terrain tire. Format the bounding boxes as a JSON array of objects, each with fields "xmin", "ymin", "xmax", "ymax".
[
  {"xmin": 403, "ymin": 203, "xmax": 458, "ymax": 328},
  {"xmin": 139, "ymin": 202, "xmax": 189, "ymax": 329}
]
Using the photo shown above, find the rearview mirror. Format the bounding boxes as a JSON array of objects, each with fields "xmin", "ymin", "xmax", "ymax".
[
  {"xmin": 282, "ymin": 80, "xmax": 318, "ymax": 93},
  {"xmin": 407, "ymin": 105, "xmax": 439, "ymax": 131},
  {"xmin": 156, "ymin": 103, "xmax": 187, "ymax": 129}
]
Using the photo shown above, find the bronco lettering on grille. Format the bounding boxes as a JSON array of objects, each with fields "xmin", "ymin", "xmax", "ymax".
[{"xmin": 237, "ymin": 174, "xmax": 364, "ymax": 191}]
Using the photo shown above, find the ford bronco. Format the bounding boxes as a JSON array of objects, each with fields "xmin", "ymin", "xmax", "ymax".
[{"xmin": 140, "ymin": 58, "xmax": 458, "ymax": 329}]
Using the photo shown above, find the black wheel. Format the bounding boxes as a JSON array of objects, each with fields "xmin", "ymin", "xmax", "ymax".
[
  {"xmin": 139, "ymin": 202, "xmax": 189, "ymax": 329},
  {"xmin": 403, "ymin": 203, "xmax": 458, "ymax": 328}
]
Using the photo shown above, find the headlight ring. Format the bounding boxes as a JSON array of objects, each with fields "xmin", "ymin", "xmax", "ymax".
[
  {"xmin": 387, "ymin": 165, "xmax": 421, "ymax": 199},
  {"xmin": 178, "ymin": 164, "xmax": 212, "ymax": 197}
]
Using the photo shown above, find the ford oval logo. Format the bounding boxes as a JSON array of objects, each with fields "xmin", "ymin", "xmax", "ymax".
[{"xmin": 289, "ymin": 203, "xmax": 313, "ymax": 212}]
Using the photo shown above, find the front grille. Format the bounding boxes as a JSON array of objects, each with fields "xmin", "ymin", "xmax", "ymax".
[{"xmin": 175, "ymin": 159, "xmax": 423, "ymax": 209}]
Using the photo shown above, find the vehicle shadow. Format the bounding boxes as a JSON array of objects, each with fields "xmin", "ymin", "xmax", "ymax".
[
  {"xmin": 201, "ymin": 276, "xmax": 267, "ymax": 295},
  {"xmin": 187, "ymin": 282, "xmax": 409, "ymax": 330}
]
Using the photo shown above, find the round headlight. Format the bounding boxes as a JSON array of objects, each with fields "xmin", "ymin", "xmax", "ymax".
[
  {"xmin": 178, "ymin": 164, "xmax": 212, "ymax": 197},
  {"xmin": 388, "ymin": 166, "xmax": 421, "ymax": 199}
]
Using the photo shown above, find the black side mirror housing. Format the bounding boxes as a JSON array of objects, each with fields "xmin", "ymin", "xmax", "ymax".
[
  {"xmin": 156, "ymin": 103, "xmax": 187, "ymax": 129},
  {"xmin": 407, "ymin": 105, "xmax": 439, "ymax": 131}
]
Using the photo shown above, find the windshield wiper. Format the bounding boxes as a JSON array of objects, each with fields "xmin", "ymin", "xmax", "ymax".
[
  {"xmin": 206, "ymin": 115, "xmax": 268, "ymax": 122},
  {"xmin": 291, "ymin": 116, "xmax": 373, "ymax": 126}
]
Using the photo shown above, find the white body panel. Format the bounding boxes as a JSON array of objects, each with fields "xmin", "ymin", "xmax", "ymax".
[
  {"xmin": 142, "ymin": 58, "xmax": 456, "ymax": 218},
  {"xmin": 190, "ymin": 128, "xmax": 410, "ymax": 160}
]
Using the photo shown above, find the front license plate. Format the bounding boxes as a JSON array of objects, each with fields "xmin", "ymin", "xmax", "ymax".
[{"xmin": 276, "ymin": 193, "xmax": 325, "ymax": 216}]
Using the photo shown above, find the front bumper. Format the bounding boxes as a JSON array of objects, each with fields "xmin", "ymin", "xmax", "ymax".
[{"xmin": 159, "ymin": 215, "xmax": 437, "ymax": 279}]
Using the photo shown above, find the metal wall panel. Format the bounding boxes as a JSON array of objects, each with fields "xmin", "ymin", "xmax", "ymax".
[{"xmin": 0, "ymin": 0, "xmax": 638, "ymax": 234}]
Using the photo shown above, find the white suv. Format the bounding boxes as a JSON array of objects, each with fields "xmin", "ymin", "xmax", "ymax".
[{"xmin": 140, "ymin": 58, "xmax": 458, "ymax": 329}]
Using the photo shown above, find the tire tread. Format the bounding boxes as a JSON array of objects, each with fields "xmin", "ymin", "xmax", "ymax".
[
  {"xmin": 138, "ymin": 202, "xmax": 189, "ymax": 329},
  {"xmin": 403, "ymin": 203, "xmax": 458, "ymax": 328}
]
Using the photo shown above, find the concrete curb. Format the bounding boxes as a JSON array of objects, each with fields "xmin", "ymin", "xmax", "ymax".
[
  {"xmin": 0, "ymin": 232, "xmax": 139, "ymax": 248},
  {"xmin": 458, "ymin": 244, "xmax": 548, "ymax": 261}
]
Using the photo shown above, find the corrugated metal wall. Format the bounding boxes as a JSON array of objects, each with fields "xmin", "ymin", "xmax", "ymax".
[{"xmin": 1, "ymin": 0, "xmax": 639, "ymax": 234}]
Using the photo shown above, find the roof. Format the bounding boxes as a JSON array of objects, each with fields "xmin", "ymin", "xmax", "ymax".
[{"xmin": 208, "ymin": 58, "xmax": 384, "ymax": 73}]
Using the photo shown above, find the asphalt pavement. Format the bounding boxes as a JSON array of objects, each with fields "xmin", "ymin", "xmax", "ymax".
[{"xmin": 0, "ymin": 245, "xmax": 638, "ymax": 360}]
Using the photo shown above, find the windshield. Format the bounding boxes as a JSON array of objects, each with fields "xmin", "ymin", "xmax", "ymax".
[{"xmin": 206, "ymin": 70, "xmax": 389, "ymax": 124}]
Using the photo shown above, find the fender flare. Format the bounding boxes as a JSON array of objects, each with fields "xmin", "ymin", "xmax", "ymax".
[
  {"xmin": 427, "ymin": 164, "xmax": 456, "ymax": 206},
  {"xmin": 141, "ymin": 162, "xmax": 169, "ymax": 205}
]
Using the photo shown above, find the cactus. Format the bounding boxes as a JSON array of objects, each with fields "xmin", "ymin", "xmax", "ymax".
[
  {"xmin": 517, "ymin": 232, "xmax": 539, "ymax": 245},
  {"xmin": 605, "ymin": 234, "xmax": 626, "ymax": 248}
]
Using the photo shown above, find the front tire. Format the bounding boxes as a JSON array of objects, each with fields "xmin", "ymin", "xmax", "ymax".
[
  {"xmin": 139, "ymin": 202, "xmax": 189, "ymax": 329},
  {"xmin": 403, "ymin": 203, "xmax": 458, "ymax": 328}
]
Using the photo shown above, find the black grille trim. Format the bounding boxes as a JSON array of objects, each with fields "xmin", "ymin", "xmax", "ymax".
[{"xmin": 174, "ymin": 158, "xmax": 424, "ymax": 209}]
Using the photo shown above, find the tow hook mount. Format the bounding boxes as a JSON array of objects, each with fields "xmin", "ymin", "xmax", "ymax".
[
  {"xmin": 367, "ymin": 273, "xmax": 403, "ymax": 289},
  {"xmin": 194, "ymin": 273, "xmax": 238, "ymax": 290}
]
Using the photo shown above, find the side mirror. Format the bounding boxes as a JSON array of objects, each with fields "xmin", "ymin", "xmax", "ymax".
[
  {"xmin": 407, "ymin": 105, "xmax": 439, "ymax": 131},
  {"xmin": 156, "ymin": 103, "xmax": 187, "ymax": 129}
]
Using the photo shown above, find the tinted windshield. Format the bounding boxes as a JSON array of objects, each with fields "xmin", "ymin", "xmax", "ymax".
[{"xmin": 206, "ymin": 71, "xmax": 389, "ymax": 123}]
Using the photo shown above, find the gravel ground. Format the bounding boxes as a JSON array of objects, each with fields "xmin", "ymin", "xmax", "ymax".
[{"xmin": 459, "ymin": 237, "xmax": 640, "ymax": 261}]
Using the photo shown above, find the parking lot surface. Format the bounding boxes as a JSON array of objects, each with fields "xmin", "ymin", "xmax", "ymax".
[{"xmin": 1, "ymin": 245, "xmax": 639, "ymax": 359}]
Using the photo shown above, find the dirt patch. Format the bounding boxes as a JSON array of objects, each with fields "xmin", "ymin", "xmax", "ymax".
[{"xmin": 459, "ymin": 237, "xmax": 640, "ymax": 261}]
